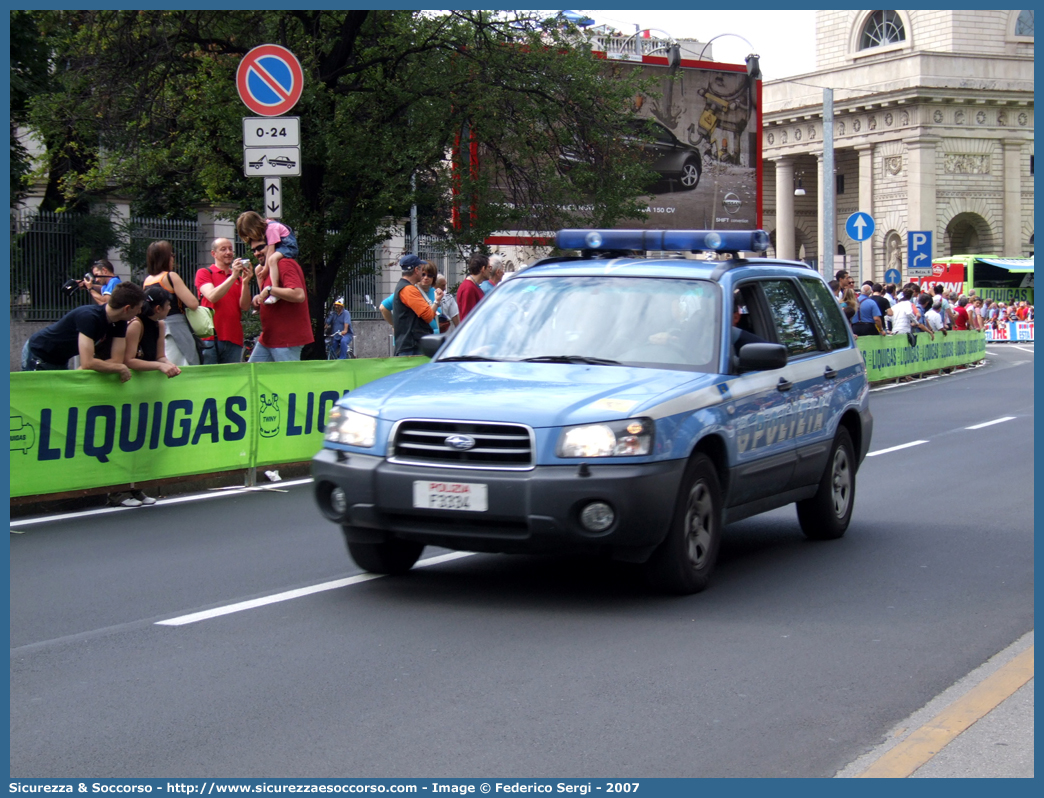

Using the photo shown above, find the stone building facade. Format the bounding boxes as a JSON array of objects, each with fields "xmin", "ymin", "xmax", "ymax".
[{"xmin": 762, "ymin": 10, "xmax": 1034, "ymax": 282}]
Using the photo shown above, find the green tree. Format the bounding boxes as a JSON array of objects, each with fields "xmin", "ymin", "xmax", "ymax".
[
  {"xmin": 25, "ymin": 10, "xmax": 656, "ymax": 356},
  {"xmin": 10, "ymin": 11, "xmax": 52, "ymax": 205}
]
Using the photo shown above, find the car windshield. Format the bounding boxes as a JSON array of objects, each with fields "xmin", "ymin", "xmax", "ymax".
[{"xmin": 438, "ymin": 275, "xmax": 721, "ymax": 372}]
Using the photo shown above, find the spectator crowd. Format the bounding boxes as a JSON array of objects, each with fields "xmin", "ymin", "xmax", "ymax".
[{"xmin": 828, "ymin": 268, "xmax": 1033, "ymax": 341}]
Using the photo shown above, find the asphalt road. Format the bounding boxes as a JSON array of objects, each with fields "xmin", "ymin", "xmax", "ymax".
[{"xmin": 10, "ymin": 345, "xmax": 1033, "ymax": 778}]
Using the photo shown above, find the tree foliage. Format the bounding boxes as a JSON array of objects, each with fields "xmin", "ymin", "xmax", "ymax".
[{"xmin": 24, "ymin": 10, "xmax": 657, "ymax": 354}]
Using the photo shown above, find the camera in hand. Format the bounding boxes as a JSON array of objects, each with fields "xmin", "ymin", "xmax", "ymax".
[{"xmin": 61, "ymin": 272, "xmax": 92, "ymax": 296}]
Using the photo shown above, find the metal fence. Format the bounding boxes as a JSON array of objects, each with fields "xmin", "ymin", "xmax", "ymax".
[
  {"xmin": 10, "ymin": 209, "xmax": 83, "ymax": 322},
  {"xmin": 10, "ymin": 209, "xmax": 204, "ymax": 322},
  {"xmin": 12, "ymin": 208, "xmax": 465, "ymax": 324},
  {"xmin": 329, "ymin": 243, "xmax": 381, "ymax": 321},
  {"xmin": 126, "ymin": 216, "xmax": 205, "ymax": 281}
]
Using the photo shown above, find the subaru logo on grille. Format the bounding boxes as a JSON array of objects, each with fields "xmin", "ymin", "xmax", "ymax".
[{"xmin": 445, "ymin": 434, "xmax": 476, "ymax": 451}]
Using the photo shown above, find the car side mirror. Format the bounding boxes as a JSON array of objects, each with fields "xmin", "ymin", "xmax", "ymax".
[
  {"xmin": 737, "ymin": 343, "xmax": 787, "ymax": 372},
  {"xmin": 419, "ymin": 333, "xmax": 447, "ymax": 358}
]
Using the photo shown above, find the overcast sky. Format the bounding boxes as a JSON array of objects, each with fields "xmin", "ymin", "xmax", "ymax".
[{"xmin": 577, "ymin": 9, "xmax": 818, "ymax": 79}]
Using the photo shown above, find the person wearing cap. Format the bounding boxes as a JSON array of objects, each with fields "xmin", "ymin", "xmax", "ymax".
[
  {"xmin": 392, "ymin": 254, "xmax": 436, "ymax": 356},
  {"xmin": 324, "ymin": 297, "xmax": 354, "ymax": 359}
]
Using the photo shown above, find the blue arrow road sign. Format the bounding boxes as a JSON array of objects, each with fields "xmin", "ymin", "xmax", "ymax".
[
  {"xmin": 846, "ymin": 212, "xmax": 875, "ymax": 242},
  {"xmin": 885, "ymin": 268, "xmax": 901, "ymax": 286},
  {"xmin": 908, "ymin": 231, "xmax": 933, "ymax": 276}
]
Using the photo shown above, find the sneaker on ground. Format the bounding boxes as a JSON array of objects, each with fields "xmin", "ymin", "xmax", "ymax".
[
  {"xmin": 132, "ymin": 490, "xmax": 157, "ymax": 505},
  {"xmin": 107, "ymin": 492, "xmax": 142, "ymax": 507}
]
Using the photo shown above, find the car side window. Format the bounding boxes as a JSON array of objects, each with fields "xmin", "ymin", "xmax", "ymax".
[
  {"xmin": 800, "ymin": 278, "xmax": 851, "ymax": 350},
  {"xmin": 761, "ymin": 280, "xmax": 820, "ymax": 357}
]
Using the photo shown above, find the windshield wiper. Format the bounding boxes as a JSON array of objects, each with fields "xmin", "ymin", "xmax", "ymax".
[
  {"xmin": 521, "ymin": 355, "xmax": 622, "ymax": 366},
  {"xmin": 438, "ymin": 355, "xmax": 502, "ymax": 362}
]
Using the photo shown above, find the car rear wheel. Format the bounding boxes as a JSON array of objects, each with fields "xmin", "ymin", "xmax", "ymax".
[
  {"xmin": 347, "ymin": 538, "xmax": 424, "ymax": 575},
  {"xmin": 796, "ymin": 427, "xmax": 855, "ymax": 540},
  {"xmin": 645, "ymin": 454, "xmax": 722, "ymax": 594},
  {"xmin": 679, "ymin": 159, "xmax": 701, "ymax": 190}
]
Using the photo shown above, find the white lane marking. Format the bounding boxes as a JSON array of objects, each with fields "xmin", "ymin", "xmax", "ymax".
[
  {"xmin": 866, "ymin": 440, "xmax": 928, "ymax": 457},
  {"xmin": 155, "ymin": 551, "xmax": 476, "ymax": 626},
  {"xmin": 966, "ymin": 416, "xmax": 1016, "ymax": 430},
  {"xmin": 1009, "ymin": 345, "xmax": 1034, "ymax": 354},
  {"xmin": 10, "ymin": 478, "xmax": 314, "ymax": 529}
]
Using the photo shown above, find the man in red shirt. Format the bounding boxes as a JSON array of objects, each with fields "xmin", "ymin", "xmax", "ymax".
[
  {"xmin": 246, "ymin": 238, "xmax": 313, "ymax": 361},
  {"xmin": 457, "ymin": 253, "xmax": 491, "ymax": 321},
  {"xmin": 196, "ymin": 238, "xmax": 252, "ymax": 364},
  {"xmin": 952, "ymin": 296, "xmax": 970, "ymax": 330}
]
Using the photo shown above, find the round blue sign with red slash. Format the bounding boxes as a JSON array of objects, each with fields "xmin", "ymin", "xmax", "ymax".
[{"xmin": 236, "ymin": 44, "xmax": 304, "ymax": 117}]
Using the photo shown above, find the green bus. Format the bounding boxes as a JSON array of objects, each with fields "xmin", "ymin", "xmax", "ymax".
[{"xmin": 921, "ymin": 255, "xmax": 1034, "ymax": 304}]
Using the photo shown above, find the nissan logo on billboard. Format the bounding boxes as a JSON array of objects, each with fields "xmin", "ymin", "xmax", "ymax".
[{"xmin": 722, "ymin": 192, "xmax": 742, "ymax": 215}]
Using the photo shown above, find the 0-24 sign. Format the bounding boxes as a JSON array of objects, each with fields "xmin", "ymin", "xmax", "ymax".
[{"xmin": 243, "ymin": 117, "xmax": 300, "ymax": 147}]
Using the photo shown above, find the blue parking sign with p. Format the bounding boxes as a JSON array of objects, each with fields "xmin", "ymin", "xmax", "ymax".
[{"xmin": 908, "ymin": 231, "xmax": 933, "ymax": 274}]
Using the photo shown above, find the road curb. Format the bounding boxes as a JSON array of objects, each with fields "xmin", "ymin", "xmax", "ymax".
[{"xmin": 835, "ymin": 631, "xmax": 1034, "ymax": 777}]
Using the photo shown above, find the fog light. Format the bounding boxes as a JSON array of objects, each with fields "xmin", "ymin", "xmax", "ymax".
[
  {"xmin": 580, "ymin": 501, "xmax": 615, "ymax": 532},
  {"xmin": 330, "ymin": 487, "xmax": 347, "ymax": 516}
]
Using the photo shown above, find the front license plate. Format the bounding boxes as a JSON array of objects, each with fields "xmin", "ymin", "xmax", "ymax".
[{"xmin": 412, "ymin": 480, "xmax": 488, "ymax": 512}]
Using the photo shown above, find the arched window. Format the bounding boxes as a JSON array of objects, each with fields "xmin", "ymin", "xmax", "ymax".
[
  {"xmin": 860, "ymin": 11, "xmax": 906, "ymax": 50},
  {"xmin": 1015, "ymin": 10, "xmax": 1034, "ymax": 37}
]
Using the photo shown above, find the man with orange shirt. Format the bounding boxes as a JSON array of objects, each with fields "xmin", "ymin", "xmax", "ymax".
[{"xmin": 393, "ymin": 254, "xmax": 436, "ymax": 356}]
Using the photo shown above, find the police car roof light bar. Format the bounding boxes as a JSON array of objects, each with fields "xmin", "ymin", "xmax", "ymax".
[{"xmin": 556, "ymin": 229, "xmax": 770, "ymax": 255}]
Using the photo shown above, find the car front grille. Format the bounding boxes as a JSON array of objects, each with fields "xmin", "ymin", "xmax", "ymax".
[{"xmin": 390, "ymin": 419, "xmax": 534, "ymax": 470}]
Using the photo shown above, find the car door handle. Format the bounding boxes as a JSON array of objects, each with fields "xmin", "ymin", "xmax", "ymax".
[
  {"xmin": 776, "ymin": 378, "xmax": 793, "ymax": 392},
  {"xmin": 824, "ymin": 367, "xmax": 837, "ymax": 380}
]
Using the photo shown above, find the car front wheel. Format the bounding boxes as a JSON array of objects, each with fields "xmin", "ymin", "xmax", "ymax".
[
  {"xmin": 645, "ymin": 454, "xmax": 722, "ymax": 594},
  {"xmin": 679, "ymin": 159, "xmax": 701, "ymax": 190}
]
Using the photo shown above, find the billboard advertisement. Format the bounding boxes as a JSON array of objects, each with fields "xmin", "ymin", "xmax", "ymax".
[
  {"xmin": 485, "ymin": 54, "xmax": 762, "ymax": 249},
  {"xmin": 624, "ymin": 57, "xmax": 761, "ymax": 231}
]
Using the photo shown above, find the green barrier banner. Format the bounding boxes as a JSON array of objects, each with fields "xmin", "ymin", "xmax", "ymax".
[
  {"xmin": 9, "ymin": 358, "xmax": 425, "ymax": 498},
  {"xmin": 856, "ymin": 330, "xmax": 985, "ymax": 381}
]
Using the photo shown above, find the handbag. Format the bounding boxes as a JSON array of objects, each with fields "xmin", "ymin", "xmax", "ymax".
[{"xmin": 185, "ymin": 305, "xmax": 215, "ymax": 338}]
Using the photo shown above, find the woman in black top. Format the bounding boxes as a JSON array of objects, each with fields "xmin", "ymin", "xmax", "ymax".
[{"xmin": 124, "ymin": 285, "xmax": 181, "ymax": 378}]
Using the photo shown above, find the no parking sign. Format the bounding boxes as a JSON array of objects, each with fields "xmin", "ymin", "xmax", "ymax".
[{"xmin": 236, "ymin": 44, "xmax": 304, "ymax": 117}]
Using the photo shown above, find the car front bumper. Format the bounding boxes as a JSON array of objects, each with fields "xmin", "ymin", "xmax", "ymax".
[{"xmin": 312, "ymin": 448, "xmax": 687, "ymax": 561}]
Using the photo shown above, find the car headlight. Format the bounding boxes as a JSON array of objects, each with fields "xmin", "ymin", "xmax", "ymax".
[
  {"xmin": 556, "ymin": 418, "xmax": 654, "ymax": 458},
  {"xmin": 324, "ymin": 406, "xmax": 377, "ymax": 448}
]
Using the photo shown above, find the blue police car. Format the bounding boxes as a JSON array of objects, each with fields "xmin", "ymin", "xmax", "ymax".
[{"xmin": 313, "ymin": 229, "xmax": 873, "ymax": 593}]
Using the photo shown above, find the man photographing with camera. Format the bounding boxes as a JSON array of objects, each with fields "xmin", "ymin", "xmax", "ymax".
[{"xmin": 77, "ymin": 259, "xmax": 122, "ymax": 305}]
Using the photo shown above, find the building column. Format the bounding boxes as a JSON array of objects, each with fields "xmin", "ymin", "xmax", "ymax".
[
  {"xmin": 1002, "ymin": 140, "xmax": 1023, "ymax": 256},
  {"xmin": 773, "ymin": 156, "xmax": 796, "ymax": 260},
  {"xmin": 855, "ymin": 144, "xmax": 874, "ymax": 283},
  {"xmin": 906, "ymin": 137, "xmax": 939, "ymax": 261}
]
